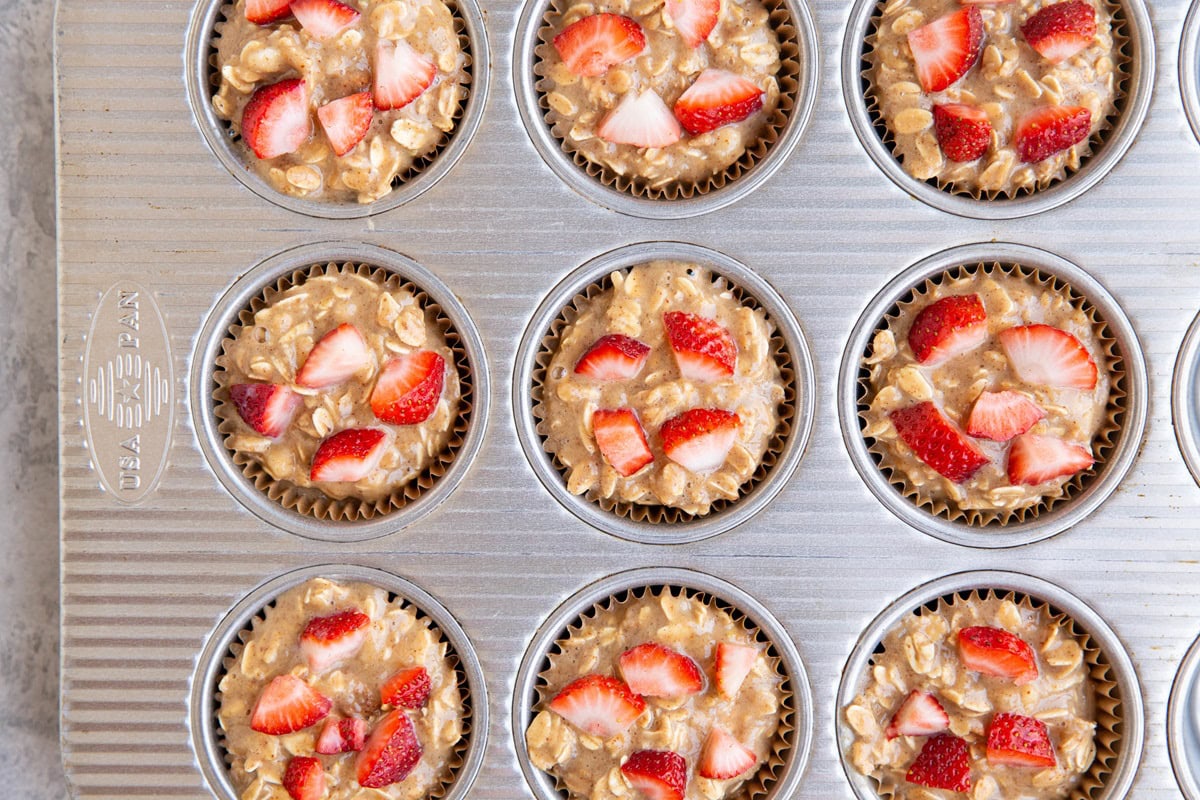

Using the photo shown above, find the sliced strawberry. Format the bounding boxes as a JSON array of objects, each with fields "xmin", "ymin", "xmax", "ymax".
[
  {"xmin": 548, "ymin": 674, "xmax": 646, "ymax": 738},
  {"xmin": 698, "ymin": 727, "xmax": 757, "ymax": 780},
  {"xmin": 553, "ymin": 13, "xmax": 646, "ymax": 77},
  {"xmin": 665, "ymin": 0, "xmax": 721, "ymax": 48},
  {"xmin": 660, "ymin": 408, "xmax": 740, "ymax": 474},
  {"xmin": 370, "ymin": 350, "xmax": 445, "ymax": 425},
  {"xmin": 886, "ymin": 690, "xmax": 950, "ymax": 740},
  {"xmin": 574, "ymin": 334, "xmax": 651, "ymax": 381},
  {"xmin": 1013, "ymin": 105, "xmax": 1091, "ymax": 163},
  {"xmin": 1021, "ymin": 1, "xmax": 1096, "ymax": 63},
  {"xmin": 290, "ymin": 0, "xmax": 360, "ymax": 40},
  {"xmin": 229, "ymin": 383, "xmax": 302, "ymax": 438},
  {"xmin": 309, "ymin": 428, "xmax": 390, "ymax": 482},
  {"xmin": 907, "ymin": 7, "xmax": 984, "ymax": 93},
  {"xmin": 714, "ymin": 642, "xmax": 759, "ymax": 698},
  {"xmin": 373, "ymin": 40, "xmax": 436, "ymax": 111},
  {"xmin": 986, "ymin": 712, "xmax": 1057, "ymax": 767},
  {"xmin": 242, "ymin": 78, "xmax": 310, "ymax": 160},
  {"xmin": 282, "ymin": 756, "xmax": 324, "ymax": 800},
  {"xmin": 382, "ymin": 666, "xmax": 432, "ymax": 709},
  {"xmin": 598, "ymin": 90, "xmax": 683, "ymax": 148},
  {"xmin": 621, "ymin": 750, "xmax": 687, "ymax": 800},
  {"xmin": 316, "ymin": 715, "xmax": 368, "ymax": 754},
  {"xmin": 907, "ymin": 294, "xmax": 987, "ymax": 366},
  {"xmin": 249, "ymin": 675, "xmax": 332, "ymax": 735},
  {"xmin": 619, "ymin": 642, "xmax": 704, "ymax": 698},
  {"xmin": 933, "ymin": 103, "xmax": 992, "ymax": 162},
  {"xmin": 1007, "ymin": 433, "xmax": 1094, "ymax": 485},
  {"xmin": 998, "ymin": 323, "xmax": 1098, "ymax": 389},
  {"xmin": 673, "ymin": 69, "xmax": 765, "ymax": 135},
  {"xmin": 906, "ymin": 733, "xmax": 971, "ymax": 792},
  {"xmin": 356, "ymin": 709, "xmax": 422, "ymax": 789},
  {"xmin": 246, "ymin": 0, "xmax": 292, "ymax": 25},
  {"xmin": 663, "ymin": 310, "xmax": 737, "ymax": 381},
  {"xmin": 299, "ymin": 608, "xmax": 370, "ymax": 672},
  {"xmin": 966, "ymin": 390, "xmax": 1046, "ymax": 442},
  {"xmin": 592, "ymin": 408, "xmax": 654, "ymax": 477},
  {"xmin": 296, "ymin": 322, "xmax": 370, "ymax": 389},
  {"xmin": 888, "ymin": 402, "xmax": 989, "ymax": 484},
  {"xmin": 317, "ymin": 91, "xmax": 373, "ymax": 156},
  {"xmin": 957, "ymin": 626, "xmax": 1039, "ymax": 684}
]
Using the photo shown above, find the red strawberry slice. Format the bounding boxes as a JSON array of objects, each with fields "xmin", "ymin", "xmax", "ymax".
[
  {"xmin": 242, "ymin": 78, "xmax": 311, "ymax": 159},
  {"xmin": 382, "ymin": 666, "xmax": 432, "ymax": 709},
  {"xmin": 230, "ymin": 383, "xmax": 302, "ymax": 438},
  {"xmin": 592, "ymin": 408, "xmax": 654, "ymax": 477},
  {"xmin": 986, "ymin": 712, "xmax": 1057, "ymax": 767},
  {"xmin": 886, "ymin": 690, "xmax": 950, "ymax": 740},
  {"xmin": 957, "ymin": 626, "xmax": 1039, "ymax": 684},
  {"xmin": 665, "ymin": 0, "xmax": 721, "ymax": 48},
  {"xmin": 621, "ymin": 750, "xmax": 688, "ymax": 800},
  {"xmin": 618, "ymin": 642, "xmax": 704, "ymax": 698},
  {"xmin": 1007, "ymin": 433, "xmax": 1094, "ymax": 485},
  {"xmin": 698, "ymin": 727, "xmax": 757, "ymax": 780},
  {"xmin": 907, "ymin": 294, "xmax": 987, "ymax": 366},
  {"xmin": 906, "ymin": 733, "xmax": 971, "ymax": 792},
  {"xmin": 317, "ymin": 91, "xmax": 373, "ymax": 156},
  {"xmin": 998, "ymin": 323, "xmax": 1098, "ymax": 389},
  {"xmin": 574, "ymin": 333, "xmax": 651, "ymax": 380},
  {"xmin": 553, "ymin": 13, "xmax": 646, "ymax": 77},
  {"xmin": 282, "ymin": 756, "xmax": 325, "ymax": 800},
  {"xmin": 370, "ymin": 350, "xmax": 445, "ymax": 425},
  {"xmin": 1021, "ymin": 1, "xmax": 1096, "ymax": 63},
  {"xmin": 548, "ymin": 674, "xmax": 646, "ymax": 738},
  {"xmin": 296, "ymin": 322, "xmax": 370, "ymax": 389},
  {"xmin": 374, "ymin": 40, "xmax": 436, "ymax": 111},
  {"xmin": 309, "ymin": 428, "xmax": 390, "ymax": 482},
  {"xmin": 299, "ymin": 608, "xmax": 370, "ymax": 672},
  {"xmin": 316, "ymin": 715, "xmax": 368, "ymax": 754},
  {"xmin": 1013, "ymin": 105, "xmax": 1091, "ymax": 163},
  {"xmin": 356, "ymin": 709, "xmax": 423, "ymax": 789},
  {"xmin": 714, "ymin": 642, "xmax": 759, "ymax": 698},
  {"xmin": 888, "ymin": 402, "xmax": 989, "ymax": 484},
  {"xmin": 673, "ymin": 69, "xmax": 765, "ymax": 135},
  {"xmin": 933, "ymin": 103, "xmax": 992, "ymax": 162},
  {"xmin": 907, "ymin": 7, "xmax": 984, "ymax": 92},
  {"xmin": 249, "ymin": 675, "xmax": 332, "ymax": 735},
  {"xmin": 598, "ymin": 90, "xmax": 683, "ymax": 148},
  {"xmin": 660, "ymin": 408, "xmax": 741, "ymax": 474},
  {"xmin": 663, "ymin": 310, "xmax": 737, "ymax": 381},
  {"xmin": 290, "ymin": 0, "xmax": 360, "ymax": 40},
  {"xmin": 966, "ymin": 390, "xmax": 1046, "ymax": 441},
  {"xmin": 246, "ymin": 0, "xmax": 292, "ymax": 24}
]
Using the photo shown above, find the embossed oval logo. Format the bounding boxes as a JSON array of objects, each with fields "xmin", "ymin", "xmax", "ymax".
[{"xmin": 82, "ymin": 283, "xmax": 174, "ymax": 504}]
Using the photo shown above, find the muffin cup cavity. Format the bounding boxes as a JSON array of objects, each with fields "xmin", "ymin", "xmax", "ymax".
[
  {"xmin": 1180, "ymin": 0, "xmax": 1200, "ymax": 150},
  {"xmin": 1168, "ymin": 631, "xmax": 1200, "ymax": 799},
  {"xmin": 1171, "ymin": 309, "xmax": 1200, "ymax": 489}
]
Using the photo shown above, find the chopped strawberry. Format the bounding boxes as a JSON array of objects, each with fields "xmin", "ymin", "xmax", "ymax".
[
  {"xmin": 660, "ymin": 408, "xmax": 740, "ymax": 474},
  {"xmin": 356, "ymin": 709, "xmax": 422, "ymax": 789},
  {"xmin": 998, "ymin": 323, "xmax": 1098, "ymax": 389},
  {"xmin": 282, "ymin": 756, "xmax": 325, "ymax": 800},
  {"xmin": 886, "ymin": 690, "xmax": 950, "ymax": 740},
  {"xmin": 888, "ymin": 402, "xmax": 989, "ymax": 484},
  {"xmin": 673, "ymin": 69, "xmax": 765, "ymax": 135},
  {"xmin": 1021, "ymin": 1, "xmax": 1096, "ymax": 63},
  {"xmin": 553, "ymin": 13, "xmax": 646, "ymax": 77},
  {"xmin": 619, "ymin": 642, "xmax": 704, "ymax": 698},
  {"xmin": 665, "ymin": 0, "xmax": 720, "ymax": 48},
  {"xmin": 592, "ymin": 408, "xmax": 654, "ymax": 477},
  {"xmin": 1013, "ymin": 105, "xmax": 1091, "ymax": 163},
  {"xmin": 621, "ymin": 750, "xmax": 687, "ymax": 800},
  {"xmin": 1007, "ymin": 433, "xmax": 1094, "ymax": 485},
  {"xmin": 246, "ymin": 0, "xmax": 292, "ymax": 25},
  {"xmin": 317, "ymin": 91, "xmax": 373, "ymax": 156},
  {"xmin": 574, "ymin": 334, "xmax": 651, "ymax": 380},
  {"xmin": 229, "ymin": 383, "xmax": 302, "ymax": 438},
  {"xmin": 249, "ymin": 675, "xmax": 332, "ymax": 735},
  {"xmin": 933, "ymin": 103, "xmax": 992, "ymax": 162},
  {"xmin": 242, "ymin": 78, "xmax": 310, "ymax": 160},
  {"xmin": 295, "ymin": 322, "xmax": 370, "ymax": 389},
  {"xmin": 309, "ymin": 428, "xmax": 390, "ymax": 482},
  {"xmin": 663, "ymin": 310, "xmax": 737, "ymax": 381},
  {"xmin": 907, "ymin": 294, "xmax": 987, "ymax": 366},
  {"xmin": 714, "ymin": 642, "xmax": 759, "ymax": 698},
  {"xmin": 907, "ymin": 7, "xmax": 984, "ymax": 92},
  {"xmin": 966, "ymin": 390, "xmax": 1046, "ymax": 441},
  {"xmin": 373, "ymin": 40, "xmax": 436, "ymax": 111},
  {"xmin": 698, "ymin": 727, "xmax": 757, "ymax": 779},
  {"xmin": 382, "ymin": 666, "xmax": 432, "ymax": 709},
  {"xmin": 906, "ymin": 733, "xmax": 971, "ymax": 792},
  {"xmin": 316, "ymin": 715, "xmax": 368, "ymax": 754},
  {"xmin": 290, "ymin": 0, "xmax": 360, "ymax": 40},
  {"xmin": 598, "ymin": 90, "xmax": 683, "ymax": 148},
  {"xmin": 548, "ymin": 674, "xmax": 646, "ymax": 738},
  {"xmin": 957, "ymin": 626, "xmax": 1039, "ymax": 684},
  {"xmin": 299, "ymin": 608, "xmax": 370, "ymax": 672},
  {"xmin": 370, "ymin": 350, "xmax": 445, "ymax": 425},
  {"xmin": 986, "ymin": 712, "xmax": 1057, "ymax": 767}
]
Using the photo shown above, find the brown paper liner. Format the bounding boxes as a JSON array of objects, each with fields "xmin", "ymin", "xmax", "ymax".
[
  {"xmin": 531, "ymin": 0, "xmax": 803, "ymax": 201},
  {"xmin": 530, "ymin": 264, "xmax": 797, "ymax": 524},
  {"xmin": 530, "ymin": 584, "xmax": 796, "ymax": 800},
  {"xmin": 212, "ymin": 261, "xmax": 473, "ymax": 522},
  {"xmin": 856, "ymin": 261, "xmax": 1127, "ymax": 527},
  {"xmin": 860, "ymin": 0, "xmax": 1133, "ymax": 201}
]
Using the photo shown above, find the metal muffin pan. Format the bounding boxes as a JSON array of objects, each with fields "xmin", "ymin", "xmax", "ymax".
[
  {"xmin": 1168, "ymin": 631, "xmax": 1200, "ymax": 799},
  {"xmin": 1173, "ymin": 309, "xmax": 1200, "ymax": 488}
]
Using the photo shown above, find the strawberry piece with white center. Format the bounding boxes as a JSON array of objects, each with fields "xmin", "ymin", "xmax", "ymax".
[
  {"xmin": 282, "ymin": 756, "xmax": 325, "ymax": 800},
  {"xmin": 966, "ymin": 390, "xmax": 1046, "ymax": 442},
  {"xmin": 317, "ymin": 91, "xmax": 373, "ymax": 156},
  {"xmin": 592, "ymin": 408, "xmax": 654, "ymax": 478},
  {"xmin": 296, "ymin": 322, "xmax": 370, "ymax": 389},
  {"xmin": 986, "ymin": 712, "xmax": 1057, "ymax": 767},
  {"xmin": 548, "ymin": 674, "xmax": 646, "ymax": 738},
  {"xmin": 1021, "ymin": 1, "xmax": 1096, "ymax": 63},
  {"xmin": 1007, "ymin": 433, "xmax": 1094, "ymax": 485},
  {"xmin": 698, "ymin": 727, "xmax": 757, "ymax": 780},
  {"xmin": 242, "ymin": 78, "xmax": 311, "ymax": 160},
  {"xmin": 374, "ymin": 40, "xmax": 437, "ymax": 111},
  {"xmin": 907, "ymin": 7, "xmax": 984, "ymax": 93},
  {"xmin": 247, "ymin": 0, "xmax": 292, "ymax": 24},
  {"xmin": 663, "ymin": 310, "xmax": 737, "ymax": 381},
  {"xmin": 660, "ymin": 408, "xmax": 740, "ymax": 474},
  {"xmin": 574, "ymin": 333, "xmax": 651, "ymax": 381},
  {"xmin": 673, "ymin": 69, "xmax": 764, "ymax": 135},
  {"xmin": 665, "ymin": 0, "xmax": 720, "ymax": 48},
  {"xmin": 309, "ymin": 428, "xmax": 390, "ymax": 482},
  {"xmin": 618, "ymin": 642, "xmax": 704, "ymax": 698},
  {"xmin": 886, "ymin": 690, "xmax": 951, "ymax": 740},
  {"xmin": 998, "ymin": 323, "xmax": 1098, "ymax": 389},
  {"xmin": 906, "ymin": 294, "xmax": 987, "ymax": 366},
  {"xmin": 229, "ymin": 383, "xmax": 302, "ymax": 438},
  {"xmin": 598, "ymin": 90, "xmax": 683, "ymax": 148},
  {"xmin": 553, "ymin": 13, "xmax": 646, "ymax": 77},
  {"xmin": 382, "ymin": 666, "xmax": 432, "ymax": 709},
  {"xmin": 250, "ymin": 674, "xmax": 332, "ymax": 735},
  {"xmin": 1013, "ymin": 105, "xmax": 1091, "ymax": 163},
  {"xmin": 356, "ymin": 709, "xmax": 422, "ymax": 789},
  {"xmin": 888, "ymin": 402, "xmax": 989, "ymax": 484},
  {"xmin": 316, "ymin": 715, "xmax": 368, "ymax": 754},
  {"xmin": 299, "ymin": 608, "xmax": 370, "ymax": 672},
  {"xmin": 290, "ymin": 0, "xmax": 360, "ymax": 40},
  {"xmin": 933, "ymin": 103, "xmax": 992, "ymax": 162},
  {"xmin": 621, "ymin": 750, "xmax": 688, "ymax": 800},
  {"xmin": 957, "ymin": 626, "xmax": 1039, "ymax": 684},
  {"xmin": 906, "ymin": 733, "xmax": 971, "ymax": 792},
  {"xmin": 713, "ymin": 642, "xmax": 758, "ymax": 698},
  {"xmin": 370, "ymin": 350, "xmax": 445, "ymax": 425}
]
